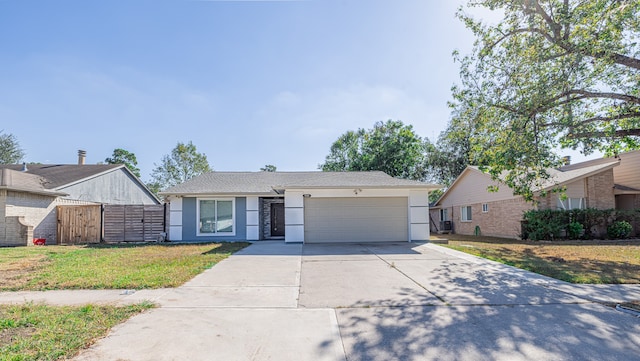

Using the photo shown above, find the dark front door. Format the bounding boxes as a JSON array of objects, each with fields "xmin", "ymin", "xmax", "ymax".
[{"xmin": 270, "ymin": 203, "xmax": 285, "ymax": 237}]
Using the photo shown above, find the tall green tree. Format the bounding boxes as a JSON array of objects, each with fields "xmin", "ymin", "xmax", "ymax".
[
  {"xmin": 105, "ymin": 148, "xmax": 141, "ymax": 177},
  {"xmin": 260, "ymin": 164, "xmax": 277, "ymax": 172},
  {"xmin": 320, "ymin": 120, "xmax": 429, "ymax": 180},
  {"xmin": 426, "ymin": 107, "xmax": 479, "ymax": 186},
  {"xmin": 0, "ymin": 130, "xmax": 25, "ymax": 164},
  {"xmin": 454, "ymin": 0, "xmax": 640, "ymax": 200},
  {"xmin": 149, "ymin": 141, "xmax": 212, "ymax": 193}
]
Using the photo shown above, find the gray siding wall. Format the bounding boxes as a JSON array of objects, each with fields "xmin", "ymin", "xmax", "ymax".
[
  {"xmin": 182, "ymin": 197, "xmax": 247, "ymax": 242},
  {"xmin": 58, "ymin": 168, "xmax": 158, "ymax": 205}
]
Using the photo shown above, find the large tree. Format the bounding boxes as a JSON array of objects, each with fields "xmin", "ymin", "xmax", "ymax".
[
  {"xmin": 260, "ymin": 164, "xmax": 277, "ymax": 172},
  {"xmin": 320, "ymin": 120, "xmax": 429, "ymax": 181},
  {"xmin": 148, "ymin": 141, "xmax": 212, "ymax": 193},
  {"xmin": 105, "ymin": 148, "xmax": 141, "ymax": 178},
  {"xmin": 454, "ymin": 0, "xmax": 640, "ymax": 200},
  {"xmin": 0, "ymin": 130, "xmax": 25, "ymax": 164},
  {"xmin": 426, "ymin": 107, "xmax": 479, "ymax": 186}
]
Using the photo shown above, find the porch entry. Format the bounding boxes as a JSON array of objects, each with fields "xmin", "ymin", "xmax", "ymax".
[
  {"xmin": 261, "ymin": 197, "xmax": 285, "ymax": 239},
  {"xmin": 270, "ymin": 203, "xmax": 285, "ymax": 237}
]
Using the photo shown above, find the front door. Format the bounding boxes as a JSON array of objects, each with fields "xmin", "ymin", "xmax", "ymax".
[{"xmin": 270, "ymin": 203, "xmax": 285, "ymax": 237}]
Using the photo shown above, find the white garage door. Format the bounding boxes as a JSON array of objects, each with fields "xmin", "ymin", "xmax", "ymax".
[{"xmin": 304, "ymin": 197, "xmax": 408, "ymax": 243}]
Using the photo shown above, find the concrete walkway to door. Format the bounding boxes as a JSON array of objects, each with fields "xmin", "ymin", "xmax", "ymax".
[{"xmin": 1, "ymin": 241, "xmax": 639, "ymax": 360}]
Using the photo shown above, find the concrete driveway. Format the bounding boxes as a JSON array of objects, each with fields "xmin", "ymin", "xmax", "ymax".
[{"xmin": 70, "ymin": 241, "xmax": 640, "ymax": 361}]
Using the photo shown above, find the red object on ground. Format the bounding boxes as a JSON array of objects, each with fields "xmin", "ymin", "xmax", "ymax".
[{"xmin": 33, "ymin": 238, "xmax": 46, "ymax": 246}]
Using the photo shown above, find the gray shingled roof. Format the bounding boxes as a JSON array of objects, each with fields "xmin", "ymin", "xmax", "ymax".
[
  {"xmin": 0, "ymin": 168, "xmax": 67, "ymax": 196},
  {"xmin": 466, "ymin": 160, "xmax": 619, "ymax": 192},
  {"xmin": 161, "ymin": 171, "xmax": 440, "ymax": 195},
  {"xmin": 0, "ymin": 164, "xmax": 122, "ymax": 189}
]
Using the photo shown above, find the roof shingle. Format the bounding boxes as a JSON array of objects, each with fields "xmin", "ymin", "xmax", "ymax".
[
  {"xmin": 161, "ymin": 171, "xmax": 439, "ymax": 195},
  {"xmin": 0, "ymin": 164, "xmax": 122, "ymax": 189}
]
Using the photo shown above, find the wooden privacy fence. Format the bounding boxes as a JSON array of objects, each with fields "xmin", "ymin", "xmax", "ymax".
[
  {"xmin": 57, "ymin": 205, "xmax": 102, "ymax": 244},
  {"xmin": 57, "ymin": 204, "xmax": 166, "ymax": 245}
]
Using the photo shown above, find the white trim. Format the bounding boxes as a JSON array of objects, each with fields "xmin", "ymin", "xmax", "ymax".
[
  {"xmin": 169, "ymin": 226, "xmax": 183, "ymax": 241},
  {"xmin": 482, "ymin": 203, "xmax": 489, "ymax": 213},
  {"xmin": 246, "ymin": 196, "xmax": 260, "ymax": 241},
  {"xmin": 461, "ymin": 205, "xmax": 472, "ymax": 222},
  {"xmin": 196, "ymin": 197, "xmax": 236, "ymax": 237}
]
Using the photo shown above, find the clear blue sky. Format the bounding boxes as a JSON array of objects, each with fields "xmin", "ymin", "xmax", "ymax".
[{"xmin": 0, "ymin": 0, "xmax": 592, "ymax": 182}]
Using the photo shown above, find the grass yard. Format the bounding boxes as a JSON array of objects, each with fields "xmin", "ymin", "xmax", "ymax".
[
  {"xmin": 0, "ymin": 302, "xmax": 153, "ymax": 361},
  {"xmin": 0, "ymin": 242, "xmax": 249, "ymax": 291},
  {"xmin": 433, "ymin": 235, "xmax": 640, "ymax": 284}
]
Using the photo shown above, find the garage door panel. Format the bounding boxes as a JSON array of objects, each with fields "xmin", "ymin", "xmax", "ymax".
[{"xmin": 304, "ymin": 197, "xmax": 408, "ymax": 243}]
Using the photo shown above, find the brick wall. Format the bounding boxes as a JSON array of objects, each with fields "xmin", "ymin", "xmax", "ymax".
[
  {"xmin": 451, "ymin": 197, "xmax": 534, "ymax": 239},
  {"xmin": 3, "ymin": 216, "xmax": 32, "ymax": 246},
  {"xmin": 5, "ymin": 191, "xmax": 57, "ymax": 245},
  {"xmin": 585, "ymin": 169, "xmax": 616, "ymax": 209}
]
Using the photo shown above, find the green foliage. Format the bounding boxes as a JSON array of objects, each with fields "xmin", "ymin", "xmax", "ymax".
[
  {"xmin": 0, "ymin": 243, "xmax": 249, "ymax": 291},
  {"xmin": 425, "ymin": 114, "xmax": 478, "ymax": 185},
  {"xmin": 567, "ymin": 222, "xmax": 584, "ymax": 240},
  {"xmin": 149, "ymin": 141, "xmax": 212, "ymax": 193},
  {"xmin": 260, "ymin": 164, "xmax": 277, "ymax": 172},
  {"xmin": 0, "ymin": 303, "xmax": 152, "ymax": 360},
  {"xmin": 523, "ymin": 209, "xmax": 568, "ymax": 241},
  {"xmin": 0, "ymin": 130, "xmax": 25, "ymax": 164},
  {"xmin": 607, "ymin": 221, "xmax": 633, "ymax": 239},
  {"xmin": 105, "ymin": 148, "xmax": 141, "ymax": 177},
  {"xmin": 428, "ymin": 188, "xmax": 443, "ymax": 204},
  {"xmin": 523, "ymin": 208, "xmax": 639, "ymax": 240},
  {"xmin": 320, "ymin": 120, "xmax": 430, "ymax": 180},
  {"xmin": 452, "ymin": 0, "xmax": 640, "ymax": 200}
]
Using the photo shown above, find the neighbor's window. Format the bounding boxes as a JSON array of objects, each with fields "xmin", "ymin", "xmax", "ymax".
[
  {"xmin": 198, "ymin": 199, "xmax": 235, "ymax": 235},
  {"xmin": 557, "ymin": 197, "xmax": 584, "ymax": 210},
  {"xmin": 482, "ymin": 203, "xmax": 489, "ymax": 213},
  {"xmin": 440, "ymin": 209, "xmax": 449, "ymax": 222},
  {"xmin": 461, "ymin": 206, "xmax": 472, "ymax": 222}
]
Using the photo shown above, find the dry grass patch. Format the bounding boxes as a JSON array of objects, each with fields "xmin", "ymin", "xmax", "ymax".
[
  {"xmin": 0, "ymin": 242, "xmax": 249, "ymax": 291},
  {"xmin": 433, "ymin": 235, "xmax": 640, "ymax": 284}
]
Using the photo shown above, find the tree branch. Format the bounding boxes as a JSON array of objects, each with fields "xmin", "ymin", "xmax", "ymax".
[
  {"xmin": 545, "ymin": 112, "xmax": 640, "ymax": 128},
  {"xmin": 569, "ymin": 128, "xmax": 640, "ymax": 139}
]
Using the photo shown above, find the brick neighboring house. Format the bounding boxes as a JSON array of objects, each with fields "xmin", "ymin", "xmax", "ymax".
[
  {"xmin": 429, "ymin": 151, "xmax": 640, "ymax": 239},
  {"xmin": 0, "ymin": 152, "xmax": 159, "ymax": 246}
]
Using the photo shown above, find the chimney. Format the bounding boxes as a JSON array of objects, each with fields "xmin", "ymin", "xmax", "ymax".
[
  {"xmin": 22, "ymin": 162, "xmax": 28, "ymax": 172},
  {"xmin": 78, "ymin": 150, "xmax": 86, "ymax": 165},
  {"xmin": 562, "ymin": 156, "xmax": 571, "ymax": 166}
]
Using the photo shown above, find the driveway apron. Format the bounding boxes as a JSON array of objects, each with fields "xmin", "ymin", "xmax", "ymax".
[
  {"xmin": 70, "ymin": 241, "xmax": 640, "ymax": 361},
  {"xmin": 74, "ymin": 242, "xmax": 345, "ymax": 361}
]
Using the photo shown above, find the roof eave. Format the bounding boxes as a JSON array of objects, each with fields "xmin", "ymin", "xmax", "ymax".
[
  {"xmin": 159, "ymin": 191, "xmax": 280, "ymax": 197},
  {"xmin": 0, "ymin": 186, "xmax": 68, "ymax": 197},
  {"xmin": 537, "ymin": 161, "xmax": 620, "ymax": 193},
  {"xmin": 279, "ymin": 184, "xmax": 443, "ymax": 191}
]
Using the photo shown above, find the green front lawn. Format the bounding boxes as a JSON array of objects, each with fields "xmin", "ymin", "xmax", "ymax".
[
  {"xmin": 0, "ymin": 242, "xmax": 249, "ymax": 291},
  {"xmin": 433, "ymin": 235, "xmax": 640, "ymax": 284},
  {"xmin": 0, "ymin": 302, "xmax": 153, "ymax": 361}
]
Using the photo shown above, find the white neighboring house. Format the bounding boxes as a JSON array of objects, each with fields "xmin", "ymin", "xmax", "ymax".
[{"xmin": 160, "ymin": 171, "xmax": 441, "ymax": 243}]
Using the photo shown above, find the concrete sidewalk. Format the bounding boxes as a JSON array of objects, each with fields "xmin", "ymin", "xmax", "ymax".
[{"xmin": 0, "ymin": 241, "xmax": 638, "ymax": 361}]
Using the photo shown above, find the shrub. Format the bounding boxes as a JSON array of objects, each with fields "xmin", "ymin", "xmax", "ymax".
[
  {"xmin": 523, "ymin": 208, "xmax": 639, "ymax": 241},
  {"xmin": 607, "ymin": 221, "xmax": 632, "ymax": 239},
  {"xmin": 523, "ymin": 209, "xmax": 567, "ymax": 241},
  {"xmin": 567, "ymin": 222, "xmax": 584, "ymax": 239}
]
